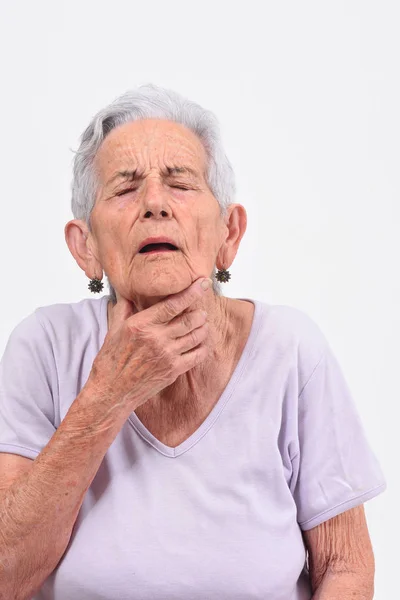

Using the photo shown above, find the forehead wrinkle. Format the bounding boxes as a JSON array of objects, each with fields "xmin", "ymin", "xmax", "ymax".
[
  {"xmin": 99, "ymin": 122, "xmax": 208, "ymax": 187},
  {"xmin": 146, "ymin": 119, "xmax": 164, "ymax": 144},
  {"xmin": 106, "ymin": 164, "xmax": 202, "ymax": 188},
  {"xmin": 96, "ymin": 136, "xmax": 135, "ymax": 181},
  {"xmin": 163, "ymin": 130, "xmax": 202, "ymax": 158},
  {"xmin": 163, "ymin": 134, "xmax": 207, "ymax": 180}
]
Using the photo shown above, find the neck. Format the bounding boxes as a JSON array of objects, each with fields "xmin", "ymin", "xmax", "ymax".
[
  {"xmin": 107, "ymin": 288, "xmax": 232, "ymax": 354},
  {"xmin": 106, "ymin": 291, "xmax": 235, "ymax": 424}
]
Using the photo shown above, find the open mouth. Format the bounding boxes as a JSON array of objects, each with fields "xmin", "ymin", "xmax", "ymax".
[{"xmin": 139, "ymin": 242, "xmax": 179, "ymax": 254}]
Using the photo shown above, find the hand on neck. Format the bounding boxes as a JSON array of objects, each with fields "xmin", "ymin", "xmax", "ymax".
[{"xmin": 107, "ymin": 288, "xmax": 232, "ymax": 367}]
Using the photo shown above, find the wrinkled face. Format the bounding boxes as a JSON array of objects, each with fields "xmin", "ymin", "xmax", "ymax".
[{"xmin": 89, "ymin": 119, "xmax": 228, "ymax": 301}]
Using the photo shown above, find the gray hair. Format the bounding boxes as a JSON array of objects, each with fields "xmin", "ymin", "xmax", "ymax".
[{"xmin": 71, "ymin": 83, "xmax": 236, "ymax": 301}]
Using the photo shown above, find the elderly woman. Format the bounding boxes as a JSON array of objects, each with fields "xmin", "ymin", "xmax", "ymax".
[{"xmin": 0, "ymin": 84, "xmax": 386, "ymax": 600}]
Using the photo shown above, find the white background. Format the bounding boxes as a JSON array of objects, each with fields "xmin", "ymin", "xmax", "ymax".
[{"xmin": 0, "ymin": 1, "xmax": 398, "ymax": 597}]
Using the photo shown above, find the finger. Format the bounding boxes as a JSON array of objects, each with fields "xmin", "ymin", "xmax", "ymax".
[
  {"xmin": 174, "ymin": 320, "xmax": 209, "ymax": 354},
  {"xmin": 177, "ymin": 341, "xmax": 209, "ymax": 375},
  {"xmin": 153, "ymin": 277, "xmax": 213, "ymax": 325},
  {"xmin": 169, "ymin": 308, "xmax": 207, "ymax": 339}
]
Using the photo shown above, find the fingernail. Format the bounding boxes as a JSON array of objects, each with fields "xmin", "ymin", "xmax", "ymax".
[{"xmin": 201, "ymin": 278, "xmax": 212, "ymax": 291}]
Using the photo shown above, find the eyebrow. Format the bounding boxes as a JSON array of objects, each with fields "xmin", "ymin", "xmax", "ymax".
[
  {"xmin": 165, "ymin": 166, "xmax": 200, "ymax": 178},
  {"xmin": 106, "ymin": 165, "xmax": 201, "ymax": 186}
]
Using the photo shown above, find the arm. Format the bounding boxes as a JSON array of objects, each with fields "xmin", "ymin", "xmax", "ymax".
[
  {"xmin": 302, "ymin": 505, "xmax": 375, "ymax": 600},
  {"xmin": 0, "ymin": 382, "xmax": 132, "ymax": 600}
]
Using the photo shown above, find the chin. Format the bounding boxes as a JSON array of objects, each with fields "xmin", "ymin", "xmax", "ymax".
[{"xmin": 138, "ymin": 282, "xmax": 184, "ymax": 295}]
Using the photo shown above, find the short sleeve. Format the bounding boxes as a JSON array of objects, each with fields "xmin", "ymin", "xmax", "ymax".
[
  {"xmin": 290, "ymin": 341, "xmax": 386, "ymax": 531},
  {"xmin": 0, "ymin": 310, "xmax": 58, "ymax": 460}
]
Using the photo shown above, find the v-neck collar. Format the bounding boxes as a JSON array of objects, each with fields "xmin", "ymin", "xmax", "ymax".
[{"xmin": 99, "ymin": 295, "xmax": 263, "ymax": 457}]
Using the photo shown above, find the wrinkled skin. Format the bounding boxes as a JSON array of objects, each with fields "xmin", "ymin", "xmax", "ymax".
[{"xmin": 65, "ymin": 118, "xmax": 249, "ymax": 436}]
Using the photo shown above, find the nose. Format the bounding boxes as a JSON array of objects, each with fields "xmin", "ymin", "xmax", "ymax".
[
  {"xmin": 142, "ymin": 208, "xmax": 171, "ymax": 219},
  {"xmin": 139, "ymin": 180, "xmax": 173, "ymax": 220}
]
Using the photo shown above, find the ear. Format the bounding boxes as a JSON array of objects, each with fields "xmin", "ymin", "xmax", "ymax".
[
  {"xmin": 64, "ymin": 219, "xmax": 103, "ymax": 279},
  {"xmin": 216, "ymin": 204, "xmax": 247, "ymax": 270}
]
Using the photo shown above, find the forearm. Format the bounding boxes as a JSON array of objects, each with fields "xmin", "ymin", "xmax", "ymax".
[
  {"xmin": 0, "ymin": 382, "xmax": 131, "ymax": 600},
  {"xmin": 311, "ymin": 567, "xmax": 374, "ymax": 600}
]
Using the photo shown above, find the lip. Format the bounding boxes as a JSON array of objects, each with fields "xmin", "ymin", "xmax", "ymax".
[{"xmin": 138, "ymin": 236, "xmax": 179, "ymax": 253}]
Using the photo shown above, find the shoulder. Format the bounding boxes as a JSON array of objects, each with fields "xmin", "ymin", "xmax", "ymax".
[
  {"xmin": 5, "ymin": 296, "xmax": 108, "ymax": 358},
  {"xmin": 255, "ymin": 300, "xmax": 329, "ymax": 382},
  {"xmin": 34, "ymin": 295, "xmax": 107, "ymax": 338},
  {"xmin": 258, "ymin": 301, "xmax": 328, "ymax": 349}
]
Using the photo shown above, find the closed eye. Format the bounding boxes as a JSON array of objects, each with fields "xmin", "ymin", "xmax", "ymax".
[
  {"xmin": 115, "ymin": 187, "xmax": 138, "ymax": 196},
  {"xmin": 115, "ymin": 184, "xmax": 191, "ymax": 196}
]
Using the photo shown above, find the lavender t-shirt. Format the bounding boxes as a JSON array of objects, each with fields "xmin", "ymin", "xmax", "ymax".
[{"xmin": 0, "ymin": 295, "xmax": 386, "ymax": 599}]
